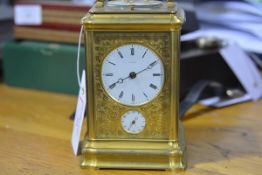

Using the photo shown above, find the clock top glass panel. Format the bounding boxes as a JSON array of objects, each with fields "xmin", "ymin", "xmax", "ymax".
[
  {"xmin": 88, "ymin": 0, "xmax": 177, "ymax": 14},
  {"xmin": 107, "ymin": 0, "xmax": 162, "ymax": 9},
  {"xmin": 101, "ymin": 44, "xmax": 165, "ymax": 106}
]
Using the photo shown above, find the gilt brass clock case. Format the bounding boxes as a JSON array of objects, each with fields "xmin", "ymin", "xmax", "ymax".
[{"xmin": 81, "ymin": 0, "xmax": 186, "ymax": 170}]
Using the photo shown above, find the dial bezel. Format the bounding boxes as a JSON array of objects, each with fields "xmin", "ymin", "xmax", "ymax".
[
  {"xmin": 121, "ymin": 110, "xmax": 146, "ymax": 134},
  {"xmin": 100, "ymin": 42, "xmax": 166, "ymax": 107}
]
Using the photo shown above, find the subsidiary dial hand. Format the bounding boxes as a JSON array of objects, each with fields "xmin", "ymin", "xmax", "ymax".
[{"xmin": 128, "ymin": 117, "xmax": 138, "ymax": 130}]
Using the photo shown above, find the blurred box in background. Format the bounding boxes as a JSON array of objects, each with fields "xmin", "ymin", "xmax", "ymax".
[{"xmin": 3, "ymin": 41, "xmax": 85, "ymax": 94}]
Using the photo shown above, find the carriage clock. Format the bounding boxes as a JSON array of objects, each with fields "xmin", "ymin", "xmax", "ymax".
[{"xmin": 81, "ymin": 0, "xmax": 186, "ymax": 170}]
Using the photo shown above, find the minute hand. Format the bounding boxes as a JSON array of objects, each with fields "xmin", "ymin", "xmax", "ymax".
[{"xmin": 136, "ymin": 60, "xmax": 158, "ymax": 75}]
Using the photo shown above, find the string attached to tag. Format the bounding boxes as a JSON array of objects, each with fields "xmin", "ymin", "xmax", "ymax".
[
  {"xmin": 77, "ymin": 25, "xmax": 84, "ymax": 87},
  {"xmin": 70, "ymin": 25, "xmax": 86, "ymax": 120},
  {"xmin": 71, "ymin": 26, "xmax": 86, "ymax": 155}
]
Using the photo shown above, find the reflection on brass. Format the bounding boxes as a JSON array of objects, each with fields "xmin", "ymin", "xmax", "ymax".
[{"xmin": 81, "ymin": 0, "xmax": 186, "ymax": 170}]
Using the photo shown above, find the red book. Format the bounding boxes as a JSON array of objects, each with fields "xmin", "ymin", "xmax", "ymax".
[
  {"xmin": 15, "ymin": 0, "xmax": 92, "ymax": 12},
  {"xmin": 17, "ymin": 23, "xmax": 81, "ymax": 32},
  {"xmin": 14, "ymin": 1, "xmax": 91, "ymax": 31}
]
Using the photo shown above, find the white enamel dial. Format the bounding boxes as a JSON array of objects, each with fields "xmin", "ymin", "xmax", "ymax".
[
  {"xmin": 121, "ymin": 111, "xmax": 145, "ymax": 134},
  {"xmin": 101, "ymin": 44, "xmax": 164, "ymax": 106}
]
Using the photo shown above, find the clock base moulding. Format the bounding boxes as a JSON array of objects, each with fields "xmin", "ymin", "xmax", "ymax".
[{"xmin": 80, "ymin": 124, "xmax": 186, "ymax": 170}]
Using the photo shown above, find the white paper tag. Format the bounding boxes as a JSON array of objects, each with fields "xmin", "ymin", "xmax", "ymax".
[
  {"xmin": 14, "ymin": 5, "xmax": 42, "ymax": 25},
  {"xmin": 71, "ymin": 70, "xmax": 86, "ymax": 155}
]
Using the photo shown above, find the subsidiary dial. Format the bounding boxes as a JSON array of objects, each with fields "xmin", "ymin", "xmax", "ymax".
[
  {"xmin": 121, "ymin": 111, "xmax": 146, "ymax": 134},
  {"xmin": 101, "ymin": 44, "xmax": 165, "ymax": 106}
]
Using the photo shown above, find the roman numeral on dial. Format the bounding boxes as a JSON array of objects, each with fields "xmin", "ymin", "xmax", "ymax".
[
  {"xmin": 119, "ymin": 91, "xmax": 124, "ymax": 99},
  {"xmin": 149, "ymin": 83, "xmax": 158, "ymax": 90},
  {"xmin": 109, "ymin": 83, "xmax": 116, "ymax": 89},
  {"xmin": 104, "ymin": 73, "xmax": 113, "ymax": 76},
  {"xmin": 117, "ymin": 50, "xmax": 124, "ymax": 58},
  {"xmin": 108, "ymin": 61, "xmax": 116, "ymax": 66},
  {"xmin": 142, "ymin": 49, "xmax": 148, "ymax": 58},
  {"xmin": 131, "ymin": 47, "xmax": 134, "ymax": 56},
  {"xmin": 143, "ymin": 92, "xmax": 148, "ymax": 99},
  {"xmin": 132, "ymin": 94, "xmax": 135, "ymax": 102}
]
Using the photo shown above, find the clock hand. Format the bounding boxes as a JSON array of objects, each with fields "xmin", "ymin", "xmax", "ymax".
[
  {"xmin": 128, "ymin": 119, "xmax": 136, "ymax": 130},
  {"xmin": 109, "ymin": 60, "xmax": 158, "ymax": 89},
  {"xmin": 116, "ymin": 74, "xmax": 131, "ymax": 84},
  {"xmin": 120, "ymin": 75, "xmax": 130, "ymax": 82},
  {"xmin": 136, "ymin": 60, "xmax": 158, "ymax": 76},
  {"xmin": 108, "ymin": 74, "xmax": 130, "ymax": 89}
]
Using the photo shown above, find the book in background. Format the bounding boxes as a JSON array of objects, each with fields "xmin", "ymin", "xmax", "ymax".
[
  {"xmin": 1, "ymin": 0, "xmax": 92, "ymax": 94},
  {"xmin": 3, "ymin": 40, "xmax": 85, "ymax": 95},
  {"xmin": 14, "ymin": 0, "xmax": 94, "ymax": 44},
  {"xmin": 0, "ymin": 1, "xmax": 13, "ymax": 75}
]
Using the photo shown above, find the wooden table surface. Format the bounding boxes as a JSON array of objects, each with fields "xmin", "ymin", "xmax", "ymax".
[{"xmin": 0, "ymin": 84, "xmax": 261, "ymax": 175}]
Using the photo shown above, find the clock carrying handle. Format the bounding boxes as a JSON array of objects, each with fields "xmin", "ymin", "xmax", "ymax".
[
  {"xmin": 179, "ymin": 80, "xmax": 226, "ymax": 119},
  {"xmin": 96, "ymin": 0, "xmax": 175, "ymax": 8}
]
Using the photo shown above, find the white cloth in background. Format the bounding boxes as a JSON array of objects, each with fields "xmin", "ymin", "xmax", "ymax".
[{"xmin": 182, "ymin": 1, "xmax": 262, "ymax": 54}]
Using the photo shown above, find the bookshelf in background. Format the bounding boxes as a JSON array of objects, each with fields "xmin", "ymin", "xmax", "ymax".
[{"xmin": 14, "ymin": 0, "xmax": 92, "ymax": 43}]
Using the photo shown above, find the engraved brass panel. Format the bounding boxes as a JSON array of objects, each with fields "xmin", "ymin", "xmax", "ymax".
[{"xmin": 92, "ymin": 32, "xmax": 172, "ymax": 139}]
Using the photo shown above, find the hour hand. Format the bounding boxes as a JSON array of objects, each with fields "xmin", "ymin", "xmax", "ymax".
[{"xmin": 109, "ymin": 76, "xmax": 130, "ymax": 89}]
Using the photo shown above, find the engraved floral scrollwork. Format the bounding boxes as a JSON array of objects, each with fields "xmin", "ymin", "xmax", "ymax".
[{"xmin": 93, "ymin": 32, "xmax": 173, "ymax": 139}]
